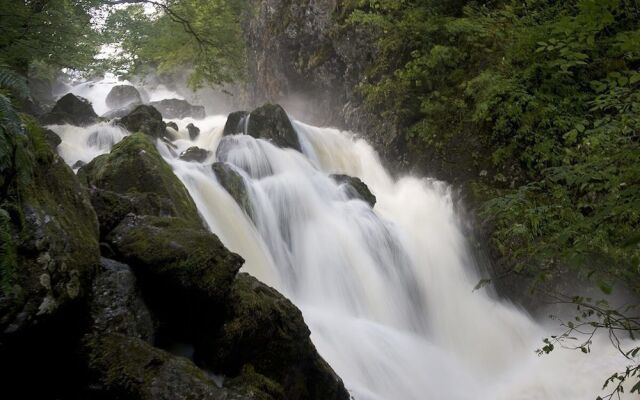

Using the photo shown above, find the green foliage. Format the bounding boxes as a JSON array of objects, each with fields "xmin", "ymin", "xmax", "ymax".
[
  {"xmin": 102, "ymin": 0, "xmax": 246, "ymax": 89},
  {"xmin": 343, "ymin": 0, "xmax": 640, "ymax": 295}
]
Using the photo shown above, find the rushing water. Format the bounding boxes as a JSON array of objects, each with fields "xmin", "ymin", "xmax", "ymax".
[{"xmin": 50, "ymin": 81, "xmax": 634, "ymax": 400}]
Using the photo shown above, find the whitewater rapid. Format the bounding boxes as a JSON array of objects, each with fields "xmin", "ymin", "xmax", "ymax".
[{"xmin": 49, "ymin": 81, "xmax": 634, "ymax": 400}]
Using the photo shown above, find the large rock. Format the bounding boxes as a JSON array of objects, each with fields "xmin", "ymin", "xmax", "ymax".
[
  {"xmin": 78, "ymin": 133, "xmax": 201, "ymax": 231},
  {"xmin": 119, "ymin": 105, "xmax": 167, "ymax": 138},
  {"xmin": 202, "ymin": 273, "xmax": 349, "ymax": 400},
  {"xmin": 40, "ymin": 93, "xmax": 98, "ymax": 126},
  {"xmin": 84, "ymin": 333, "xmax": 247, "ymax": 400},
  {"xmin": 89, "ymin": 258, "xmax": 154, "ymax": 341},
  {"xmin": 331, "ymin": 174, "xmax": 376, "ymax": 207},
  {"xmin": 222, "ymin": 111, "xmax": 249, "ymax": 135},
  {"xmin": 212, "ymin": 162, "xmax": 253, "ymax": 218},
  {"xmin": 149, "ymin": 98, "xmax": 206, "ymax": 119},
  {"xmin": 43, "ymin": 128, "xmax": 61, "ymax": 149},
  {"xmin": 187, "ymin": 122, "xmax": 200, "ymax": 140},
  {"xmin": 101, "ymin": 103, "xmax": 138, "ymax": 120},
  {"xmin": 180, "ymin": 146, "xmax": 210, "ymax": 162},
  {"xmin": 223, "ymin": 104, "xmax": 301, "ymax": 152},
  {"xmin": 105, "ymin": 85, "xmax": 142, "ymax": 109}
]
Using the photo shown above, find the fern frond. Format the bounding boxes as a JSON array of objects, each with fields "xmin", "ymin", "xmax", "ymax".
[
  {"xmin": 0, "ymin": 66, "xmax": 29, "ymax": 100},
  {"xmin": 0, "ymin": 94, "xmax": 23, "ymax": 135}
]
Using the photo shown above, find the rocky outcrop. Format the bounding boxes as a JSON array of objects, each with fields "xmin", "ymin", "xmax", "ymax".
[
  {"xmin": 187, "ymin": 122, "xmax": 200, "ymax": 140},
  {"xmin": 212, "ymin": 162, "xmax": 252, "ymax": 218},
  {"xmin": 150, "ymin": 98, "xmax": 206, "ymax": 119},
  {"xmin": 105, "ymin": 85, "xmax": 142, "ymax": 109},
  {"xmin": 203, "ymin": 273, "xmax": 349, "ymax": 400},
  {"xmin": 223, "ymin": 104, "xmax": 301, "ymax": 152},
  {"xmin": 180, "ymin": 146, "xmax": 210, "ymax": 162},
  {"xmin": 43, "ymin": 128, "xmax": 61, "ymax": 149},
  {"xmin": 331, "ymin": 174, "xmax": 376, "ymax": 207},
  {"xmin": 119, "ymin": 105, "xmax": 167, "ymax": 138},
  {"xmin": 40, "ymin": 93, "xmax": 98, "ymax": 126}
]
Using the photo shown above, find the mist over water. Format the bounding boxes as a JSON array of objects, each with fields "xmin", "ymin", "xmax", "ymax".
[{"xmin": 51, "ymin": 79, "xmax": 633, "ymax": 400}]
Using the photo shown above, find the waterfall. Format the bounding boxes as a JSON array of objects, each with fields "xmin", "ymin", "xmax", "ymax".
[{"xmin": 50, "ymin": 82, "xmax": 633, "ymax": 400}]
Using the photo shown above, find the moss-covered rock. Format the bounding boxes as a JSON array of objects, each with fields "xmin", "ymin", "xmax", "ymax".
[
  {"xmin": 119, "ymin": 105, "xmax": 167, "ymax": 138},
  {"xmin": 212, "ymin": 162, "xmax": 253, "ymax": 218},
  {"xmin": 223, "ymin": 105, "xmax": 301, "ymax": 152},
  {"xmin": 222, "ymin": 111, "xmax": 249, "ymax": 135},
  {"xmin": 85, "ymin": 333, "xmax": 246, "ymax": 400},
  {"xmin": 78, "ymin": 133, "xmax": 202, "ymax": 231},
  {"xmin": 0, "ymin": 133, "xmax": 99, "ymax": 336},
  {"xmin": 202, "ymin": 273, "xmax": 349, "ymax": 400},
  {"xmin": 330, "ymin": 174, "xmax": 376, "ymax": 207},
  {"xmin": 40, "ymin": 93, "xmax": 98, "ymax": 126}
]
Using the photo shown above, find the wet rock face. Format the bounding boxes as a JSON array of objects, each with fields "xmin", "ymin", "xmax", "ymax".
[
  {"xmin": 43, "ymin": 128, "xmax": 61, "ymax": 149},
  {"xmin": 40, "ymin": 93, "xmax": 98, "ymax": 126},
  {"xmin": 222, "ymin": 104, "xmax": 301, "ymax": 152},
  {"xmin": 105, "ymin": 85, "xmax": 142, "ymax": 109},
  {"xmin": 101, "ymin": 103, "xmax": 138, "ymax": 120},
  {"xmin": 187, "ymin": 122, "xmax": 200, "ymax": 140},
  {"xmin": 330, "ymin": 174, "xmax": 376, "ymax": 207},
  {"xmin": 202, "ymin": 273, "xmax": 350, "ymax": 400},
  {"xmin": 166, "ymin": 121, "xmax": 179, "ymax": 131},
  {"xmin": 180, "ymin": 146, "xmax": 210, "ymax": 162},
  {"xmin": 149, "ymin": 98, "xmax": 206, "ymax": 119},
  {"xmin": 212, "ymin": 162, "xmax": 252, "ymax": 218},
  {"xmin": 119, "ymin": 105, "xmax": 167, "ymax": 138}
]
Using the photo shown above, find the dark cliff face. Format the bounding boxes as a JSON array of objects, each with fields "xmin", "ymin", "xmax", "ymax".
[{"xmin": 242, "ymin": 1, "xmax": 408, "ymax": 168}]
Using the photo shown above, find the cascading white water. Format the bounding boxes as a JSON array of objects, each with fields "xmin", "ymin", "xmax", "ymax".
[{"xmin": 50, "ymin": 80, "xmax": 634, "ymax": 400}]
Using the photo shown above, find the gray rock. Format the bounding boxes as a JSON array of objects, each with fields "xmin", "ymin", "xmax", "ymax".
[
  {"xmin": 105, "ymin": 85, "xmax": 142, "ymax": 109},
  {"xmin": 43, "ymin": 128, "xmax": 61, "ymax": 149},
  {"xmin": 180, "ymin": 146, "xmax": 210, "ymax": 162},
  {"xmin": 222, "ymin": 111, "xmax": 249, "ymax": 136},
  {"xmin": 149, "ymin": 98, "xmax": 206, "ymax": 119},
  {"xmin": 212, "ymin": 162, "xmax": 252, "ymax": 218},
  {"xmin": 223, "ymin": 104, "xmax": 301, "ymax": 152},
  {"xmin": 119, "ymin": 105, "xmax": 167, "ymax": 138},
  {"xmin": 166, "ymin": 121, "xmax": 179, "ymax": 131},
  {"xmin": 90, "ymin": 258, "xmax": 154, "ymax": 341},
  {"xmin": 187, "ymin": 123, "xmax": 200, "ymax": 140},
  {"xmin": 40, "ymin": 93, "xmax": 98, "ymax": 126}
]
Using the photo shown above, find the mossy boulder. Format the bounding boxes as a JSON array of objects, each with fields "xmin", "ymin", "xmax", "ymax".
[
  {"xmin": 222, "ymin": 111, "xmax": 249, "ymax": 135},
  {"xmin": 212, "ymin": 162, "xmax": 253, "ymax": 218},
  {"xmin": 119, "ymin": 105, "xmax": 167, "ymax": 138},
  {"xmin": 149, "ymin": 98, "xmax": 206, "ymax": 120},
  {"xmin": 331, "ymin": 174, "xmax": 376, "ymax": 207},
  {"xmin": 180, "ymin": 146, "xmax": 210, "ymax": 163},
  {"xmin": 78, "ymin": 133, "xmax": 202, "ymax": 233},
  {"xmin": 223, "ymin": 105, "xmax": 301, "ymax": 152},
  {"xmin": 40, "ymin": 93, "xmax": 98, "ymax": 126},
  {"xmin": 202, "ymin": 273, "xmax": 349, "ymax": 400},
  {"xmin": 84, "ymin": 333, "xmax": 246, "ymax": 400},
  {"xmin": 105, "ymin": 85, "xmax": 142, "ymax": 109}
]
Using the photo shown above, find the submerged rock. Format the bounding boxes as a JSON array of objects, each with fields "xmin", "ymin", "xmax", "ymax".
[
  {"xmin": 119, "ymin": 105, "xmax": 167, "ymax": 138},
  {"xmin": 180, "ymin": 146, "xmax": 210, "ymax": 162},
  {"xmin": 149, "ymin": 98, "xmax": 206, "ymax": 120},
  {"xmin": 331, "ymin": 174, "xmax": 376, "ymax": 207},
  {"xmin": 40, "ymin": 93, "xmax": 98, "ymax": 126},
  {"xmin": 187, "ymin": 122, "xmax": 200, "ymax": 140},
  {"xmin": 101, "ymin": 103, "xmax": 138, "ymax": 120},
  {"xmin": 105, "ymin": 85, "xmax": 142, "ymax": 109},
  {"xmin": 202, "ymin": 273, "xmax": 349, "ymax": 400},
  {"xmin": 222, "ymin": 105, "xmax": 301, "ymax": 152},
  {"xmin": 212, "ymin": 162, "xmax": 252, "ymax": 218}
]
